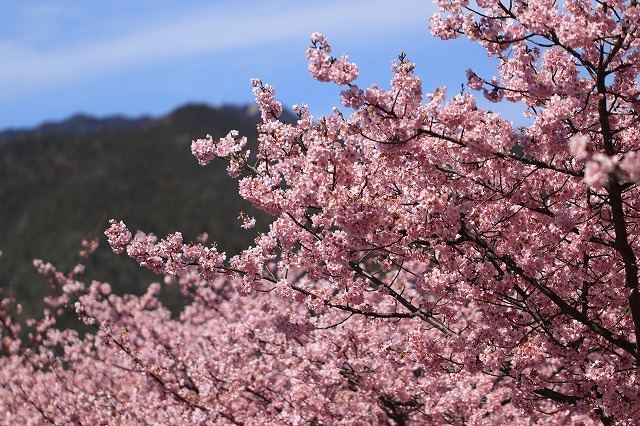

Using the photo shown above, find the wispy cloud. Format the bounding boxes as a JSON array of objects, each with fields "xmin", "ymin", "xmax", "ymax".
[{"xmin": 0, "ymin": 0, "xmax": 434, "ymax": 94}]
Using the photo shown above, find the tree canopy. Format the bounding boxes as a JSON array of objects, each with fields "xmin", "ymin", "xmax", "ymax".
[{"xmin": 3, "ymin": 1, "xmax": 640, "ymax": 424}]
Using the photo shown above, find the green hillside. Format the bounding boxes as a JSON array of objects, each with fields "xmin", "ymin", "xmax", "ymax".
[{"xmin": 0, "ymin": 104, "xmax": 270, "ymax": 319}]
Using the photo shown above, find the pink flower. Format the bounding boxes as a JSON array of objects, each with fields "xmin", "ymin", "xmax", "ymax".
[
  {"xmin": 569, "ymin": 134, "xmax": 589, "ymax": 162},
  {"xmin": 238, "ymin": 212, "xmax": 256, "ymax": 229},
  {"xmin": 306, "ymin": 33, "xmax": 359, "ymax": 85},
  {"xmin": 621, "ymin": 151, "xmax": 640, "ymax": 182},
  {"xmin": 340, "ymin": 85, "xmax": 365, "ymax": 109},
  {"xmin": 466, "ymin": 69, "xmax": 484, "ymax": 90},
  {"xmin": 105, "ymin": 219, "xmax": 132, "ymax": 254},
  {"xmin": 584, "ymin": 153, "xmax": 615, "ymax": 189}
]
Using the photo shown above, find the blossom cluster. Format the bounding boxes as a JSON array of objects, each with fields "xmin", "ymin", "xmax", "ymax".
[
  {"xmin": 4, "ymin": 0, "xmax": 640, "ymax": 423},
  {"xmin": 0, "ymin": 253, "xmax": 597, "ymax": 424},
  {"xmin": 306, "ymin": 32, "xmax": 359, "ymax": 85},
  {"xmin": 101, "ymin": 22, "xmax": 640, "ymax": 422}
]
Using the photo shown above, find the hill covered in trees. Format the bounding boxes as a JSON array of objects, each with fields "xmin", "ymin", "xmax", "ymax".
[{"xmin": 0, "ymin": 104, "xmax": 277, "ymax": 317}]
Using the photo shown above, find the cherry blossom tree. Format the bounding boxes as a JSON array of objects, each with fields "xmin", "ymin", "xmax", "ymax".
[
  {"xmin": 0, "ymin": 246, "xmax": 595, "ymax": 424},
  {"xmin": 3, "ymin": 0, "xmax": 640, "ymax": 424}
]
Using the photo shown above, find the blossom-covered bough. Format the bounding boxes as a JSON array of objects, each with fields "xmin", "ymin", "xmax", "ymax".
[{"xmin": 3, "ymin": 0, "xmax": 640, "ymax": 424}]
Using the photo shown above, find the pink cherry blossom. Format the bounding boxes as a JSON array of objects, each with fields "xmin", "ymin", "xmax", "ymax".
[
  {"xmin": 621, "ymin": 151, "xmax": 640, "ymax": 182},
  {"xmin": 5, "ymin": 1, "xmax": 640, "ymax": 424},
  {"xmin": 104, "ymin": 219, "xmax": 131, "ymax": 254},
  {"xmin": 584, "ymin": 153, "xmax": 615, "ymax": 189},
  {"xmin": 306, "ymin": 33, "xmax": 359, "ymax": 85}
]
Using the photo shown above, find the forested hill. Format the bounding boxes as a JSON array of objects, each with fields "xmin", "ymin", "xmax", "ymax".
[{"xmin": 0, "ymin": 104, "xmax": 279, "ymax": 317}]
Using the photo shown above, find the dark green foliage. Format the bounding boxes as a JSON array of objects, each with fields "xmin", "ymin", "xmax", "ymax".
[{"xmin": 0, "ymin": 104, "xmax": 269, "ymax": 319}]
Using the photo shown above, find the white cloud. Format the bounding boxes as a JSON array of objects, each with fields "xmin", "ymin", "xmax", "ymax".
[{"xmin": 0, "ymin": 0, "xmax": 435, "ymax": 94}]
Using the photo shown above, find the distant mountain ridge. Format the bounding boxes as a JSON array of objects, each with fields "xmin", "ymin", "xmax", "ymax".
[
  {"xmin": 0, "ymin": 103, "xmax": 282, "ymax": 143},
  {"xmin": 0, "ymin": 102, "xmax": 289, "ymax": 322}
]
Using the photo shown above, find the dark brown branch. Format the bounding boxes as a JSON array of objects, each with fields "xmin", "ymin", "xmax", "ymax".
[
  {"xmin": 290, "ymin": 284, "xmax": 438, "ymax": 322},
  {"xmin": 419, "ymin": 128, "xmax": 582, "ymax": 178},
  {"xmin": 594, "ymin": 36, "xmax": 640, "ymax": 363},
  {"xmin": 459, "ymin": 223, "xmax": 637, "ymax": 357},
  {"xmin": 348, "ymin": 261, "xmax": 455, "ymax": 336},
  {"xmin": 533, "ymin": 387, "xmax": 581, "ymax": 405}
]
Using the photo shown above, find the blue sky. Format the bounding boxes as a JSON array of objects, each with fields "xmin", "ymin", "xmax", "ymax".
[{"xmin": 0, "ymin": 0, "xmax": 506, "ymax": 130}]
